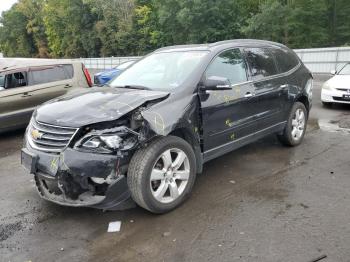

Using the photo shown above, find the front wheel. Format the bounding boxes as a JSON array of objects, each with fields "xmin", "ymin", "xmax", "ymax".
[
  {"xmin": 278, "ymin": 102, "xmax": 307, "ymax": 147},
  {"xmin": 127, "ymin": 136, "xmax": 197, "ymax": 213}
]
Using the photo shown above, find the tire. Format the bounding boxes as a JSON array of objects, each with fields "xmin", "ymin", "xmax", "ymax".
[
  {"xmin": 278, "ymin": 102, "xmax": 308, "ymax": 147},
  {"xmin": 322, "ymin": 101, "xmax": 332, "ymax": 107},
  {"xmin": 127, "ymin": 136, "xmax": 197, "ymax": 214}
]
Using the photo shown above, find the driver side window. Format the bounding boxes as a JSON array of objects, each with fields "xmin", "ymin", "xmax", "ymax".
[
  {"xmin": 206, "ymin": 49, "xmax": 248, "ymax": 85},
  {"xmin": 1, "ymin": 71, "xmax": 28, "ymax": 91}
]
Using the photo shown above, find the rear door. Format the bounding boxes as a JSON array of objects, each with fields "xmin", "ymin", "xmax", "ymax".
[
  {"xmin": 243, "ymin": 47, "xmax": 283, "ymax": 131},
  {"xmin": 0, "ymin": 70, "xmax": 34, "ymax": 130},
  {"xmin": 27, "ymin": 64, "xmax": 75, "ymax": 105},
  {"xmin": 200, "ymin": 48, "xmax": 257, "ymax": 152}
]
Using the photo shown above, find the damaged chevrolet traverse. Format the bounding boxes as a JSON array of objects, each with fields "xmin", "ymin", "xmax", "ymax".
[{"xmin": 21, "ymin": 40, "xmax": 312, "ymax": 213}]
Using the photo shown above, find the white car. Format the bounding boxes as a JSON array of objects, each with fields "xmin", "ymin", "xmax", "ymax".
[{"xmin": 321, "ymin": 63, "xmax": 350, "ymax": 106}]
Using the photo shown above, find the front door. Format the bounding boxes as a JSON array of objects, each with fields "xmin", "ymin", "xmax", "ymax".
[{"xmin": 199, "ymin": 48, "xmax": 257, "ymax": 153}]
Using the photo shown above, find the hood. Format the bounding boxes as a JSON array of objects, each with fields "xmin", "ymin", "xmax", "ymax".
[
  {"xmin": 327, "ymin": 75, "xmax": 350, "ymax": 89},
  {"xmin": 35, "ymin": 87, "xmax": 169, "ymax": 127}
]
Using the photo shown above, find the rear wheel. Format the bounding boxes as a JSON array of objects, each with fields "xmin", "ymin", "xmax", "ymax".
[
  {"xmin": 278, "ymin": 102, "xmax": 307, "ymax": 146},
  {"xmin": 127, "ymin": 136, "xmax": 196, "ymax": 213}
]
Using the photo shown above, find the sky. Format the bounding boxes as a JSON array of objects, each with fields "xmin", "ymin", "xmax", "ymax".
[{"xmin": 0, "ymin": 0, "xmax": 18, "ymax": 15}]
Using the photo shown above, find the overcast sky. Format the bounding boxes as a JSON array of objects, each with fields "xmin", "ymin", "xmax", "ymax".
[{"xmin": 0, "ymin": 0, "xmax": 18, "ymax": 15}]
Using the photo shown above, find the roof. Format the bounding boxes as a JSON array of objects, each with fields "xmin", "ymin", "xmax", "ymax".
[
  {"xmin": 156, "ymin": 39, "xmax": 287, "ymax": 53},
  {"xmin": 0, "ymin": 58, "xmax": 82, "ymax": 73}
]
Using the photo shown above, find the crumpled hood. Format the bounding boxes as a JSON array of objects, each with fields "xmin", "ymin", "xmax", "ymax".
[
  {"xmin": 326, "ymin": 75, "xmax": 350, "ymax": 89},
  {"xmin": 35, "ymin": 87, "xmax": 169, "ymax": 127}
]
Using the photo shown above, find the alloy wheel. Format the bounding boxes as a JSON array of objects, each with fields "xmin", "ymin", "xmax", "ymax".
[
  {"xmin": 291, "ymin": 108, "xmax": 306, "ymax": 141},
  {"xmin": 150, "ymin": 148, "xmax": 190, "ymax": 204}
]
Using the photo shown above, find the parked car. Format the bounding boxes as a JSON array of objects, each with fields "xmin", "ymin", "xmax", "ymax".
[
  {"xmin": 321, "ymin": 63, "xmax": 350, "ymax": 106},
  {"xmin": 0, "ymin": 59, "xmax": 92, "ymax": 133},
  {"xmin": 94, "ymin": 60, "xmax": 136, "ymax": 85},
  {"xmin": 21, "ymin": 40, "xmax": 312, "ymax": 213}
]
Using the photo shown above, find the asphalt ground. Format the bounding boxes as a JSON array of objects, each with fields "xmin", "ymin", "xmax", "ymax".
[{"xmin": 1, "ymin": 75, "xmax": 350, "ymax": 262}]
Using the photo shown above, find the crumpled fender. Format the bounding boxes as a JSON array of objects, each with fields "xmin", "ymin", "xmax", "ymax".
[{"xmin": 141, "ymin": 94, "xmax": 200, "ymax": 137}]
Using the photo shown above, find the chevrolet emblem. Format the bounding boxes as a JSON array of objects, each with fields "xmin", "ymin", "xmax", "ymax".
[{"xmin": 31, "ymin": 129, "xmax": 44, "ymax": 140}]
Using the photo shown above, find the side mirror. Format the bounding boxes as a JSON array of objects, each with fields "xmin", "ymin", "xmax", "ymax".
[
  {"xmin": 202, "ymin": 76, "xmax": 231, "ymax": 90},
  {"xmin": 330, "ymin": 70, "xmax": 337, "ymax": 75}
]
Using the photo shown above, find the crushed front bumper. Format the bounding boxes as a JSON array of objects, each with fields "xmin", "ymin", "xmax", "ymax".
[{"xmin": 21, "ymin": 147, "xmax": 135, "ymax": 210}]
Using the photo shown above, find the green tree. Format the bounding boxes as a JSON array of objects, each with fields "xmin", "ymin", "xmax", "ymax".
[
  {"xmin": 152, "ymin": 0, "xmax": 243, "ymax": 46},
  {"xmin": 0, "ymin": 4, "xmax": 35, "ymax": 57},
  {"xmin": 17, "ymin": 0, "xmax": 49, "ymax": 57},
  {"xmin": 328, "ymin": 0, "xmax": 350, "ymax": 46},
  {"xmin": 85, "ymin": 0, "xmax": 137, "ymax": 56},
  {"xmin": 43, "ymin": 0, "xmax": 99, "ymax": 58},
  {"xmin": 242, "ymin": 0, "xmax": 329, "ymax": 48}
]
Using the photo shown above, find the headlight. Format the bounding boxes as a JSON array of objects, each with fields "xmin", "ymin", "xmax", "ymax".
[
  {"xmin": 82, "ymin": 135, "xmax": 122, "ymax": 150},
  {"xmin": 100, "ymin": 135, "xmax": 123, "ymax": 149},
  {"xmin": 322, "ymin": 82, "xmax": 332, "ymax": 90}
]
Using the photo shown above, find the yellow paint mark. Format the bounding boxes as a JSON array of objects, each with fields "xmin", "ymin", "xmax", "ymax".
[
  {"xmin": 225, "ymin": 119, "xmax": 234, "ymax": 127},
  {"xmin": 235, "ymin": 86, "xmax": 241, "ymax": 95},
  {"xmin": 50, "ymin": 158, "xmax": 58, "ymax": 172},
  {"xmin": 114, "ymin": 102, "xmax": 134, "ymax": 110},
  {"xmin": 148, "ymin": 111, "xmax": 165, "ymax": 135}
]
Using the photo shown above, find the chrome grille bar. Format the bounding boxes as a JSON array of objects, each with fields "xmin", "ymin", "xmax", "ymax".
[{"xmin": 27, "ymin": 119, "xmax": 79, "ymax": 153}]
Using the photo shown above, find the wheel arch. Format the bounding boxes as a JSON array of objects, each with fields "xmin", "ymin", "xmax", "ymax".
[
  {"xmin": 169, "ymin": 127, "xmax": 203, "ymax": 174},
  {"xmin": 296, "ymin": 95, "xmax": 310, "ymax": 114}
]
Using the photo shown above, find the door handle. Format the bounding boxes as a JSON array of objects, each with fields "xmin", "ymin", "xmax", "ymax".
[
  {"xmin": 21, "ymin": 92, "xmax": 32, "ymax": 98},
  {"xmin": 64, "ymin": 84, "xmax": 73, "ymax": 88},
  {"xmin": 244, "ymin": 92, "xmax": 254, "ymax": 98}
]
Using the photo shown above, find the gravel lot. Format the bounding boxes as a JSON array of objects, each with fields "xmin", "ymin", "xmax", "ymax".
[{"xmin": 1, "ymin": 75, "xmax": 350, "ymax": 262}]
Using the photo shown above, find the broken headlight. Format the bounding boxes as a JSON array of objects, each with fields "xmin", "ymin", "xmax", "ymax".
[
  {"xmin": 81, "ymin": 135, "xmax": 123, "ymax": 151},
  {"xmin": 75, "ymin": 126, "xmax": 139, "ymax": 153}
]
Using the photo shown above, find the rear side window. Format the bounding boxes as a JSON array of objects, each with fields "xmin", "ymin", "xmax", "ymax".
[
  {"xmin": 244, "ymin": 48, "xmax": 278, "ymax": 80},
  {"xmin": 28, "ymin": 64, "xmax": 74, "ymax": 85},
  {"xmin": 269, "ymin": 47, "xmax": 299, "ymax": 73},
  {"xmin": 206, "ymin": 48, "xmax": 247, "ymax": 85}
]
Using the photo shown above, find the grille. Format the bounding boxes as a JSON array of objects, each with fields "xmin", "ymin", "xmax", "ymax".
[
  {"xmin": 333, "ymin": 96, "xmax": 350, "ymax": 102},
  {"xmin": 27, "ymin": 119, "xmax": 78, "ymax": 153}
]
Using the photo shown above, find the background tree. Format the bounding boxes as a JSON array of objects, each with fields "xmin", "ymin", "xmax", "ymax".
[
  {"xmin": 43, "ymin": 0, "xmax": 99, "ymax": 58},
  {"xmin": 0, "ymin": 0, "xmax": 349, "ymax": 58},
  {"xmin": 0, "ymin": 4, "xmax": 35, "ymax": 57}
]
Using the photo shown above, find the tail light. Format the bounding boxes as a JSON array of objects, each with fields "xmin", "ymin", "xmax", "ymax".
[{"xmin": 82, "ymin": 64, "xmax": 93, "ymax": 87}]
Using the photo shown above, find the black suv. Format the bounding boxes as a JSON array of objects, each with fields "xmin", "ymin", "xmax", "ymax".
[{"xmin": 21, "ymin": 40, "xmax": 313, "ymax": 213}]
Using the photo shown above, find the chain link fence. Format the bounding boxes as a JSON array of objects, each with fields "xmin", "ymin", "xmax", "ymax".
[
  {"xmin": 75, "ymin": 56, "xmax": 140, "ymax": 70},
  {"xmin": 294, "ymin": 47, "xmax": 350, "ymax": 73}
]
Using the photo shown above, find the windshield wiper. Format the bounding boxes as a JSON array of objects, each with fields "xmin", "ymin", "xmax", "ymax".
[{"xmin": 115, "ymin": 85, "xmax": 151, "ymax": 90}]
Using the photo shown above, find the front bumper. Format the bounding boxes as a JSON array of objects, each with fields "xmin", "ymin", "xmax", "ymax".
[
  {"xmin": 21, "ymin": 146, "xmax": 135, "ymax": 210},
  {"xmin": 321, "ymin": 89, "xmax": 350, "ymax": 104}
]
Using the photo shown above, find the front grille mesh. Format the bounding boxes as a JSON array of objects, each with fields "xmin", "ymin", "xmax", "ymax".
[{"xmin": 28, "ymin": 119, "xmax": 78, "ymax": 153}]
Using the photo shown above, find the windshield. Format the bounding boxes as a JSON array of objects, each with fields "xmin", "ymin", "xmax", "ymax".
[
  {"xmin": 0, "ymin": 75, "xmax": 4, "ymax": 90},
  {"xmin": 110, "ymin": 51, "xmax": 208, "ymax": 90},
  {"xmin": 338, "ymin": 64, "xmax": 350, "ymax": 75},
  {"xmin": 116, "ymin": 60, "xmax": 135, "ymax": 70}
]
